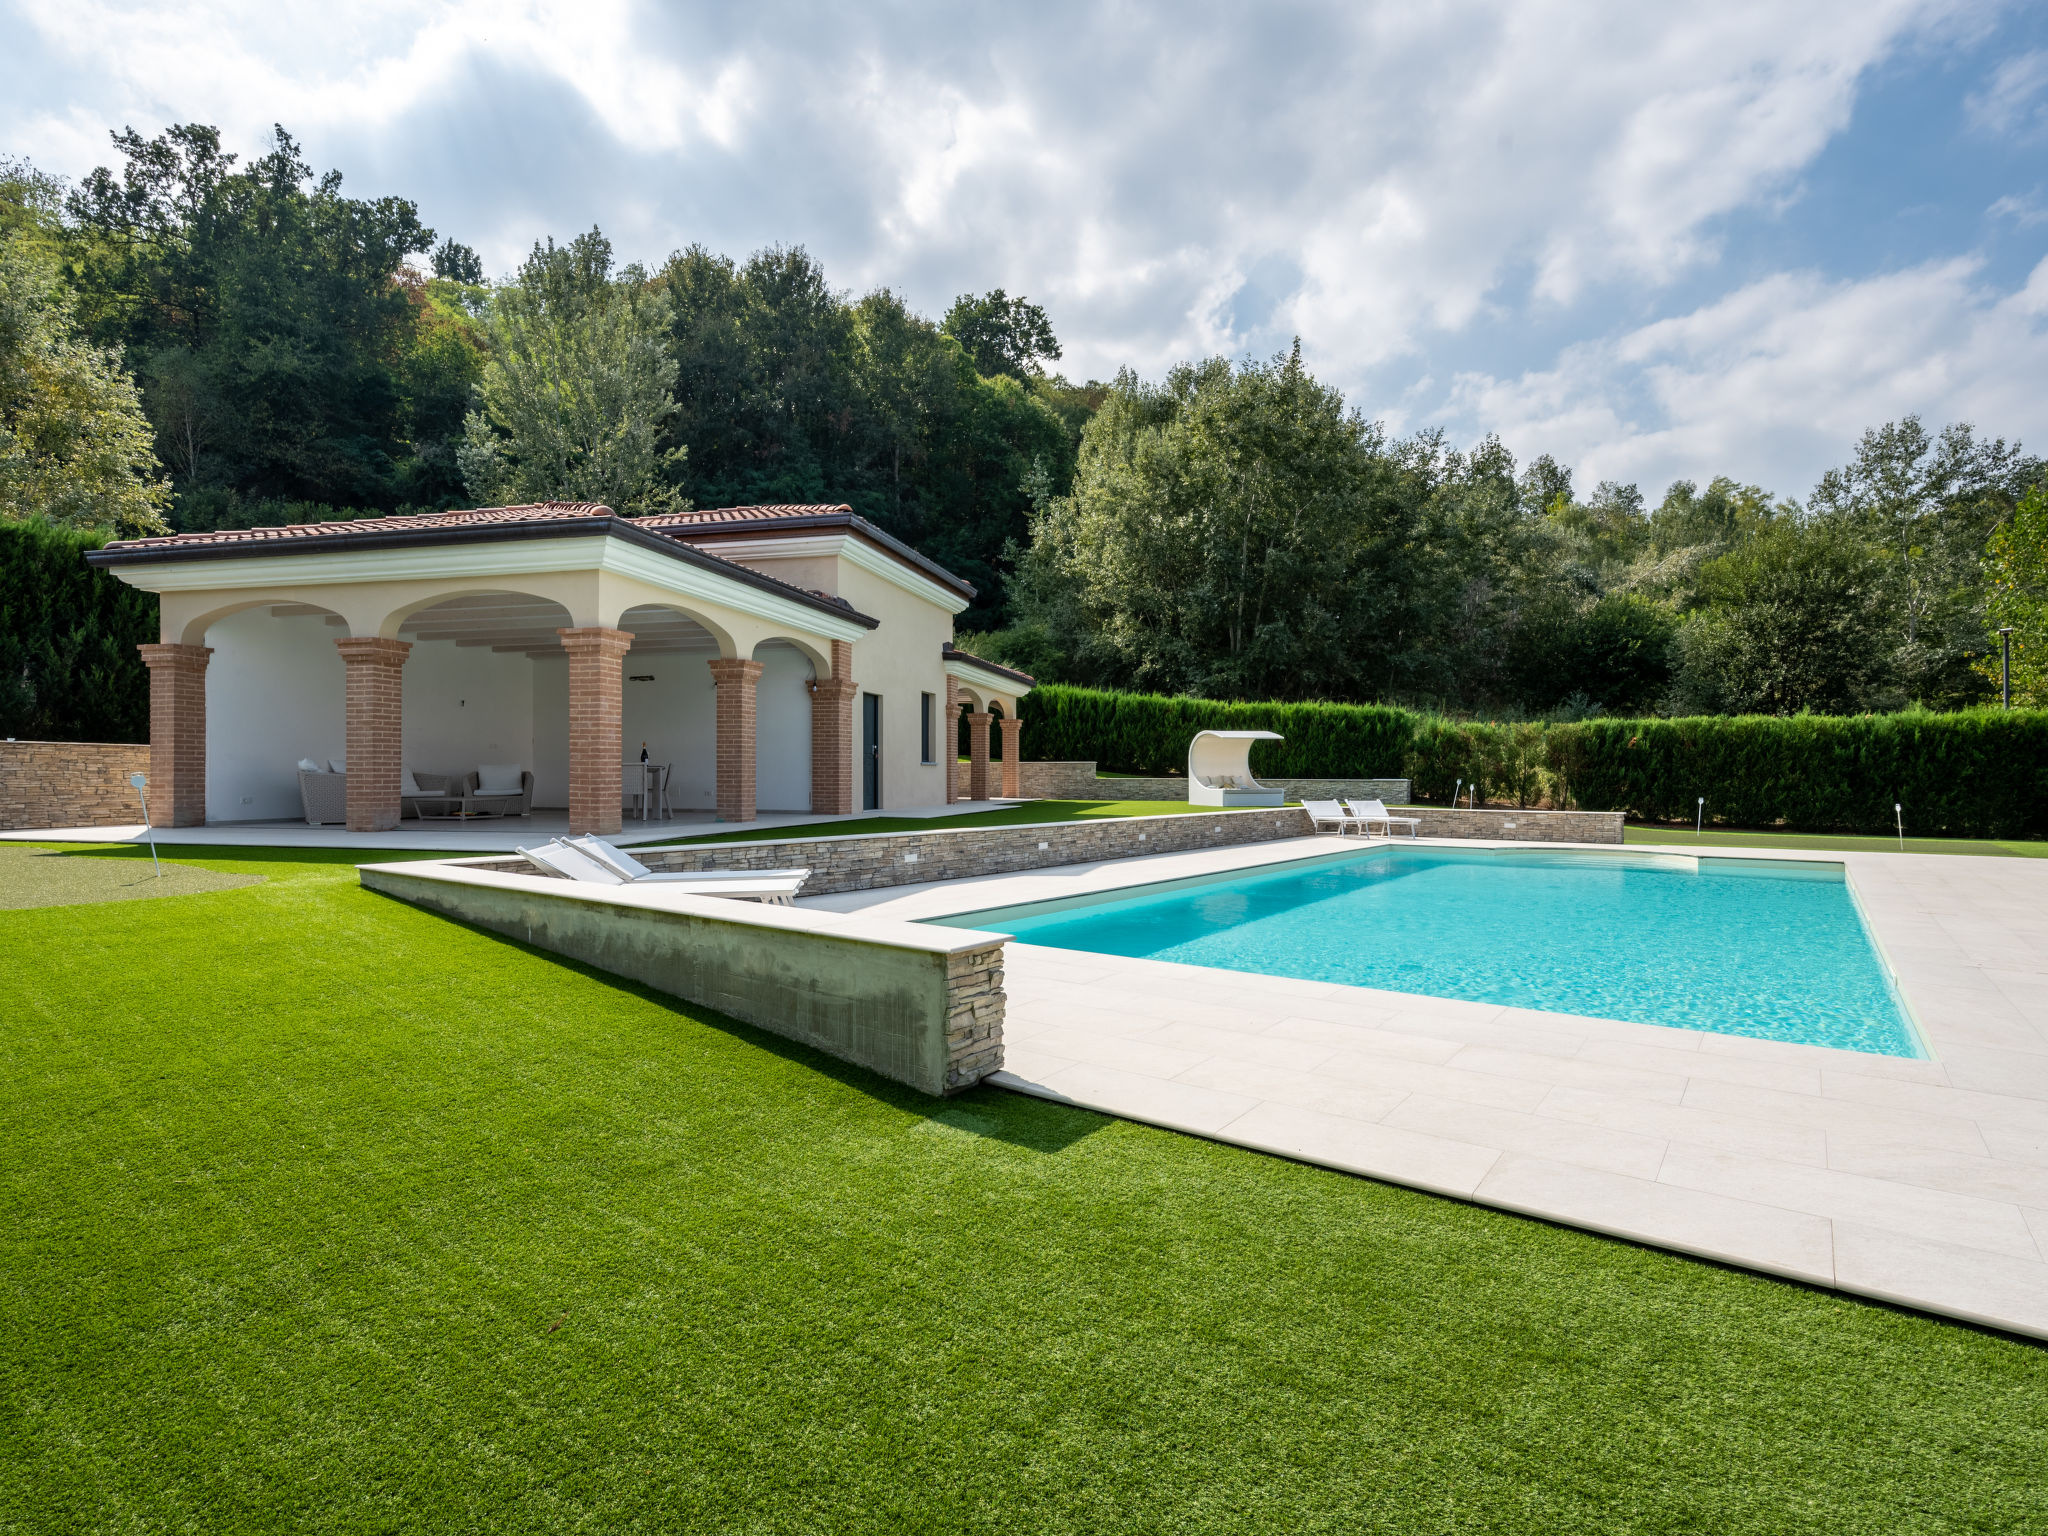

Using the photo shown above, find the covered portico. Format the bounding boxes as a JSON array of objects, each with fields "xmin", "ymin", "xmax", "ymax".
[
  {"xmin": 92, "ymin": 504, "xmax": 877, "ymax": 836},
  {"xmin": 942, "ymin": 645, "xmax": 1034, "ymax": 803}
]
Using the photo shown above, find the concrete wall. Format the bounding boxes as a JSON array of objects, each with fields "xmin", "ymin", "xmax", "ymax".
[
  {"xmin": 0, "ymin": 740, "xmax": 150, "ymax": 829},
  {"xmin": 531, "ymin": 654, "xmax": 569, "ymax": 808},
  {"xmin": 358, "ymin": 863, "xmax": 1006, "ymax": 1096},
  {"xmin": 204, "ymin": 607, "xmax": 346, "ymax": 821},
  {"xmin": 972, "ymin": 759, "xmax": 1412, "ymax": 806}
]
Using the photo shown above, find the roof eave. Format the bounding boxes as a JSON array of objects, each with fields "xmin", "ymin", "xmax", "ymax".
[{"xmin": 87, "ymin": 516, "xmax": 880, "ymax": 630}]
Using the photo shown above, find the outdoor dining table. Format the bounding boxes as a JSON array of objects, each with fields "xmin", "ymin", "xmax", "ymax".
[{"xmin": 622, "ymin": 762, "xmax": 671, "ymax": 821}]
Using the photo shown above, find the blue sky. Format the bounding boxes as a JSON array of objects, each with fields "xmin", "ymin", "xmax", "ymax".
[{"xmin": 4, "ymin": 0, "xmax": 2045, "ymax": 502}]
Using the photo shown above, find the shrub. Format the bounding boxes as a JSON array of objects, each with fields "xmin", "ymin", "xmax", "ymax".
[
  {"xmin": 1018, "ymin": 683, "xmax": 1414, "ymax": 779},
  {"xmin": 1547, "ymin": 712, "xmax": 2048, "ymax": 838},
  {"xmin": 0, "ymin": 518, "xmax": 155, "ymax": 742}
]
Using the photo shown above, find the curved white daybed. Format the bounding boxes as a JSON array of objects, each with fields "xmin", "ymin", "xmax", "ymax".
[{"xmin": 1187, "ymin": 730, "xmax": 1285, "ymax": 806}]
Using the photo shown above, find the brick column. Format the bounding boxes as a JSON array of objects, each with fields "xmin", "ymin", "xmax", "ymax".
[
  {"xmin": 809, "ymin": 640, "xmax": 856, "ymax": 817},
  {"xmin": 558, "ymin": 627, "xmax": 634, "ymax": 836},
  {"xmin": 966, "ymin": 711, "xmax": 992, "ymax": 802},
  {"xmin": 709, "ymin": 657, "xmax": 763, "ymax": 822},
  {"xmin": 944, "ymin": 682, "xmax": 961, "ymax": 805},
  {"xmin": 137, "ymin": 643, "xmax": 212, "ymax": 827},
  {"xmin": 999, "ymin": 716, "xmax": 1023, "ymax": 799},
  {"xmin": 335, "ymin": 637, "xmax": 411, "ymax": 832}
]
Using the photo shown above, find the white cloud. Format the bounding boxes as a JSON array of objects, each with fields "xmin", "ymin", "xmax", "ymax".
[
  {"xmin": 1967, "ymin": 46, "xmax": 2048, "ymax": 137},
  {"xmin": 1449, "ymin": 255, "xmax": 2048, "ymax": 498},
  {"xmin": 2, "ymin": 0, "xmax": 2039, "ymax": 497}
]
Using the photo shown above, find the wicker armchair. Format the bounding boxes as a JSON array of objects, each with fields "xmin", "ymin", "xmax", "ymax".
[{"xmin": 297, "ymin": 768, "xmax": 348, "ymax": 826}]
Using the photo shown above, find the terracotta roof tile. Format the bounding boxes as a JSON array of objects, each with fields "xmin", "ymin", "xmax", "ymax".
[
  {"xmin": 638, "ymin": 504, "xmax": 853, "ymax": 528},
  {"xmin": 102, "ymin": 501, "xmax": 614, "ymax": 552}
]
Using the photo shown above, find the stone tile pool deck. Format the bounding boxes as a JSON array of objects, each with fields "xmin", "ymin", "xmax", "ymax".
[{"xmin": 806, "ymin": 836, "xmax": 2048, "ymax": 1340}]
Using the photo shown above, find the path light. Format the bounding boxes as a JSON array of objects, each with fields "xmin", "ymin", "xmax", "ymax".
[
  {"xmin": 1895, "ymin": 802, "xmax": 1904, "ymax": 852},
  {"xmin": 1453, "ymin": 778, "xmax": 1462, "ymax": 811},
  {"xmin": 129, "ymin": 772, "xmax": 160, "ymax": 878},
  {"xmin": 1696, "ymin": 797, "xmax": 1704, "ymax": 839}
]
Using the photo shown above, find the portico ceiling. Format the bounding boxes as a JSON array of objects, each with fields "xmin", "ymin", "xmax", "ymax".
[{"xmin": 395, "ymin": 592, "xmax": 720, "ymax": 659}]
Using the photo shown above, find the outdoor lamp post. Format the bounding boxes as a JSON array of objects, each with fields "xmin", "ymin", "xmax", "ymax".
[{"xmin": 1999, "ymin": 627, "xmax": 2014, "ymax": 709}]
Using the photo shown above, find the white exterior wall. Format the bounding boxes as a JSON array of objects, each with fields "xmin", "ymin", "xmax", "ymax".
[
  {"xmin": 203, "ymin": 608, "xmax": 347, "ymax": 821},
  {"xmin": 718, "ymin": 546, "xmax": 959, "ymax": 810},
  {"xmin": 531, "ymin": 655, "xmax": 569, "ymax": 809},
  {"xmin": 752, "ymin": 642, "xmax": 814, "ymax": 811},
  {"xmin": 401, "ymin": 641, "xmax": 535, "ymax": 785},
  {"xmin": 620, "ymin": 653, "xmax": 718, "ymax": 813}
]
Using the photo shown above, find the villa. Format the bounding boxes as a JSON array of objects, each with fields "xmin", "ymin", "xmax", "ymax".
[{"xmin": 87, "ymin": 502, "xmax": 1035, "ymax": 833}]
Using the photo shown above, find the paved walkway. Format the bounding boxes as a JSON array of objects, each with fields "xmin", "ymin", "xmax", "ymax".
[
  {"xmin": 1, "ymin": 800, "xmax": 1021, "ymax": 854},
  {"xmin": 811, "ymin": 837, "xmax": 2048, "ymax": 1339}
]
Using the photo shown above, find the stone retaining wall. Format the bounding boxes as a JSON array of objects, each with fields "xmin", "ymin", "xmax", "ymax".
[
  {"xmin": 0, "ymin": 740, "xmax": 150, "ymax": 830},
  {"xmin": 962, "ymin": 758, "xmax": 1410, "ymax": 806},
  {"xmin": 1400, "ymin": 807, "xmax": 1625, "ymax": 843},
  {"xmin": 477, "ymin": 806, "xmax": 1317, "ymax": 896},
  {"xmin": 943, "ymin": 945, "xmax": 1006, "ymax": 1090}
]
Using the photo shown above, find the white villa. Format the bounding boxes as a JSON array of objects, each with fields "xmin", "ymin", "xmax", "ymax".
[{"xmin": 90, "ymin": 502, "xmax": 1034, "ymax": 834}]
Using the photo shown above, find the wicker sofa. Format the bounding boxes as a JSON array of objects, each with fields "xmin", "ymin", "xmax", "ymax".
[{"xmin": 400, "ymin": 769, "xmax": 534, "ymax": 819}]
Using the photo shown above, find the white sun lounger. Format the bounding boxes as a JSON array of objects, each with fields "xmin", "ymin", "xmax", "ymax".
[
  {"xmin": 1300, "ymin": 799, "xmax": 1362, "ymax": 835},
  {"xmin": 517, "ymin": 839, "xmax": 809, "ymax": 904},
  {"xmin": 1347, "ymin": 798, "xmax": 1421, "ymax": 838}
]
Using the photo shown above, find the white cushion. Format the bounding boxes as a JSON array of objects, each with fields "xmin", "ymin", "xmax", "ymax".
[
  {"xmin": 297, "ymin": 757, "xmax": 324, "ymax": 773},
  {"xmin": 327, "ymin": 759, "xmax": 346, "ymax": 774},
  {"xmin": 476, "ymin": 763, "xmax": 524, "ymax": 794}
]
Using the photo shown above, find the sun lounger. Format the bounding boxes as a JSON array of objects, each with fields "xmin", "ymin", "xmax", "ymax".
[
  {"xmin": 569, "ymin": 836, "xmax": 811, "ymax": 893},
  {"xmin": 517, "ymin": 839, "xmax": 809, "ymax": 904},
  {"xmin": 1300, "ymin": 798, "xmax": 1362, "ymax": 834},
  {"xmin": 1347, "ymin": 798, "xmax": 1421, "ymax": 838}
]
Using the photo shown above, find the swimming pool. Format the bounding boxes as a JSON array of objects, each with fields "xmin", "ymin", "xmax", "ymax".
[{"xmin": 933, "ymin": 846, "xmax": 1923, "ymax": 1057}]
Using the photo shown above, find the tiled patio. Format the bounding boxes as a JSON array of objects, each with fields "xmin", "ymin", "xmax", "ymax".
[{"xmin": 809, "ymin": 837, "xmax": 2048, "ymax": 1339}]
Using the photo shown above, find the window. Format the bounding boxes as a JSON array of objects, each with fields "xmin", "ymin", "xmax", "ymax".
[{"xmin": 920, "ymin": 692, "xmax": 935, "ymax": 764}]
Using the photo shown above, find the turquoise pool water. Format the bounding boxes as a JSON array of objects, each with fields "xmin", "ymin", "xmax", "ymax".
[{"xmin": 935, "ymin": 847, "xmax": 1922, "ymax": 1057}]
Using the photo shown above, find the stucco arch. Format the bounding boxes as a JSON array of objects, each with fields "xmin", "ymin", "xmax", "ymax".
[
  {"xmin": 751, "ymin": 633, "xmax": 827, "ymax": 676},
  {"xmin": 179, "ymin": 596, "xmax": 349, "ymax": 647},
  {"xmin": 611, "ymin": 600, "xmax": 741, "ymax": 660},
  {"xmin": 376, "ymin": 584, "xmax": 583, "ymax": 642}
]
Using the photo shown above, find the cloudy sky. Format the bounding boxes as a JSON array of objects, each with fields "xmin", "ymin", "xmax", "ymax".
[{"xmin": 5, "ymin": 0, "xmax": 2046, "ymax": 501}]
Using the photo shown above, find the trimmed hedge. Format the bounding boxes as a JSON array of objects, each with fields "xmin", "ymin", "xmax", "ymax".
[
  {"xmin": 0, "ymin": 519, "xmax": 155, "ymax": 743},
  {"xmin": 1547, "ymin": 713, "xmax": 2048, "ymax": 839},
  {"xmin": 1018, "ymin": 683, "xmax": 2048, "ymax": 838},
  {"xmin": 1018, "ymin": 683, "xmax": 1414, "ymax": 779}
]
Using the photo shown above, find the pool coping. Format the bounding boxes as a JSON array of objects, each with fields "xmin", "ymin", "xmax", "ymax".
[{"xmin": 802, "ymin": 835, "xmax": 2048, "ymax": 1339}]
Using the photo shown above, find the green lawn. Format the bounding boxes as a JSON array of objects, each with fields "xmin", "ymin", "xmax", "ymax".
[
  {"xmin": 1621, "ymin": 824, "xmax": 2048, "ymax": 858},
  {"xmin": 3, "ymin": 845, "xmax": 2044, "ymax": 1532},
  {"xmin": 625, "ymin": 797, "xmax": 1216, "ymax": 847}
]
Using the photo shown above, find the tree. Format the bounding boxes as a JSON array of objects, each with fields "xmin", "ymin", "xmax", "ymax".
[
  {"xmin": 1808, "ymin": 416, "xmax": 2040, "ymax": 706},
  {"xmin": 1977, "ymin": 484, "xmax": 2048, "ymax": 705},
  {"xmin": 459, "ymin": 229, "xmax": 685, "ymax": 513},
  {"xmin": 1014, "ymin": 346, "xmax": 1414, "ymax": 699},
  {"xmin": 1666, "ymin": 523, "xmax": 1897, "ymax": 715},
  {"xmin": 64, "ymin": 123, "xmax": 438, "ymax": 517},
  {"xmin": 431, "ymin": 239, "xmax": 484, "ymax": 284},
  {"xmin": 942, "ymin": 289, "xmax": 1061, "ymax": 380},
  {"xmin": 0, "ymin": 232, "xmax": 169, "ymax": 535}
]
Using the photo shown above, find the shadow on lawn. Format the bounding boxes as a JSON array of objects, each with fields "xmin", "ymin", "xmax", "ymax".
[{"xmin": 423, "ymin": 905, "xmax": 1110, "ymax": 1156}]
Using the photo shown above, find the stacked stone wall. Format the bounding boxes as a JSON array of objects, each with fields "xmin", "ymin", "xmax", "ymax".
[
  {"xmin": 962, "ymin": 759, "xmax": 1411, "ymax": 806},
  {"xmin": 0, "ymin": 740, "xmax": 151, "ymax": 830},
  {"xmin": 1400, "ymin": 807, "xmax": 1624, "ymax": 843},
  {"xmin": 943, "ymin": 945, "xmax": 1005, "ymax": 1089}
]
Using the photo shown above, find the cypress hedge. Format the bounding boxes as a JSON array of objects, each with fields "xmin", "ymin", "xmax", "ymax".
[
  {"xmin": 1017, "ymin": 683, "xmax": 2048, "ymax": 838},
  {"xmin": 0, "ymin": 519, "xmax": 155, "ymax": 743},
  {"xmin": 1018, "ymin": 683, "xmax": 1414, "ymax": 779},
  {"xmin": 1545, "ymin": 712, "xmax": 2048, "ymax": 839}
]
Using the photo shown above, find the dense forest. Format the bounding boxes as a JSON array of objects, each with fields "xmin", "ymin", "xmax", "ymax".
[{"xmin": 3, "ymin": 122, "xmax": 2045, "ymax": 721}]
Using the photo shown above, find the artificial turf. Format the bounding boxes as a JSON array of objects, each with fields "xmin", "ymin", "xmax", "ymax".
[
  {"xmin": 3, "ymin": 845, "xmax": 2044, "ymax": 1533},
  {"xmin": 1621, "ymin": 825, "xmax": 2048, "ymax": 858}
]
